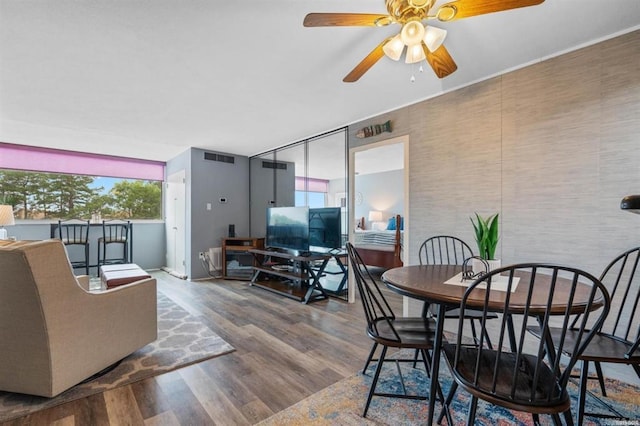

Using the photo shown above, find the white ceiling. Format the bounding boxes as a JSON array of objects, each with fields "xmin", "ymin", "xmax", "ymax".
[{"xmin": 1, "ymin": 1, "xmax": 639, "ymax": 162}]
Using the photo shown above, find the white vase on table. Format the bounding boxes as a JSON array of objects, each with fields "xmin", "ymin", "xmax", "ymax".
[{"xmin": 472, "ymin": 258, "xmax": 501, "ymax": 275}]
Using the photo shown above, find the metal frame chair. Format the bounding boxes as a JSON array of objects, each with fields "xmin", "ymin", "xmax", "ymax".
[
  {"xmin": 97, "ymin": 219, "xmax": 131, "ymax": 269},
  {"xmin": 419, "ymin": 235, "xmax": 497, "ymax": 349},
  {"xmin": 346, "ymin": 242, "xmax": 449, "ymax": 421},
  {"xmin": 439, "ymin": 263, "xmax": 610, "ymax": 426},
  {"xmin": 529, "ymin": 247, "xmax": 640, "ymax": 424},
  {"xmin": 57, "ymin": 219, "xmax": 90, "ymax": 275}
]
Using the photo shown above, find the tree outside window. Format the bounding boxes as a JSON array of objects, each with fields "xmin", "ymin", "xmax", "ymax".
[{"xmin": 0, "ymin": 170, "xmax": 162, "ymax": 220}]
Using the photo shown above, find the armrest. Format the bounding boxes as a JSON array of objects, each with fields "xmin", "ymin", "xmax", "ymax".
[{"xmin": 76, "ymin": 275, "xmax": 91, "ymax": 291}]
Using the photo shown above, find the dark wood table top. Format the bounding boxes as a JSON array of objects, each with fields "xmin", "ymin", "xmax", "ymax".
[{"xmin": 382, "ymin": 264, "xmax": 600, "ymax": 315}]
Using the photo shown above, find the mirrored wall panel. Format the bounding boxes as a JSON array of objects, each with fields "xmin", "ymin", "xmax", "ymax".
[{"xmin": 249, "ymin": 128, "xmax": 348, "ymax": 300}]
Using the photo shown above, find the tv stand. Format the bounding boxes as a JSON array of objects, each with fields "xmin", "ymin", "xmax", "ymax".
[{"xmin": 248, "ymin": 249, "xmax": 330, "ymax": 304}]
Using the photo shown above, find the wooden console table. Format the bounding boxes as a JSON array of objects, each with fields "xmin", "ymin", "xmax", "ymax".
[
  {"xmin": 222, "ymin": 237, "xmax": 264, "ymax": 279},
  {"xmin": 248, "ymin": 249, "xmax": 330, "ymax": 304}
]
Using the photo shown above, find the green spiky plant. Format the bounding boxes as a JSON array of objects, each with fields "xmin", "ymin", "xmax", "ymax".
[{"xmin": 470, "ymin": 212, "xmax": 499, "ymax": 260}]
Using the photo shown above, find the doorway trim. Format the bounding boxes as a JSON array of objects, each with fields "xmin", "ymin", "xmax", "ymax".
[{"xmin": 348, "ymin": 134, "xmax": 410, "ymax": 303}]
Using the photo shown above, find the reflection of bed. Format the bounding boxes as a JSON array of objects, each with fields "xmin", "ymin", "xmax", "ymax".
[{"xmin": 353, "ymin": 214, "xmax": 403, "ymax": 269}]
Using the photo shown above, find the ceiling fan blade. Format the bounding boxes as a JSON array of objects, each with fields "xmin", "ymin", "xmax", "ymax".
[
  {"xmin": 422, "ymin": 43, "xmax": 457, "ymax": 78},
  {"xmin": 436, "ymin": 0, "xmax": 544, "ymax": 22},
  {"xmin": 303, "ymin": 13, "xmax": 391, "ymax": 27},
  {"xmin": 343, "ymin": 38, "xmax": 390, "ymax": 83}
]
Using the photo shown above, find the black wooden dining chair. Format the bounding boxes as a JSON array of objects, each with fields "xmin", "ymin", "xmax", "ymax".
[
  {"xmin": 419, "ymin": 235, "xmax": 497, "ymax": 349},
  {"xmin": 57, "ymin": 219, "xmax": 90, "ymax": 275},
  {"xmin": 346, "ymin": 242, "xmax": 449, "ymax": 421},
  {"xmin": 97, "ymin": 219, "xmax": 131, "ymax": 269},
  {"xmin": 528, "ymin": 246, "xmax": 640, "ymax": 424},
  {"xmin": 439, "ymin": 263, "xmax": 610, "ymax": 426}
]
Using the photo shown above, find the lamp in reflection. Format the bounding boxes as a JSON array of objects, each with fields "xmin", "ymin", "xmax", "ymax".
[{"xmin": 368, "ymin": 210, "xmax": 383, "ymax": 223}]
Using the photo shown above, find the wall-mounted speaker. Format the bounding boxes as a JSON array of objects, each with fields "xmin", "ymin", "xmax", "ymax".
[{"xmin": 228, "ymin": 224, "xmax": 235, "ymax": 238}]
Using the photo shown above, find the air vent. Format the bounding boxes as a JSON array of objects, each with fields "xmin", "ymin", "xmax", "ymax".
[
  {"xmin": 204, "ymin": 152, "xmax": 235, "ymax": 164},
  {"xmin": 262, "ymin": 161, "xmax": 287, "ymax": 170}
]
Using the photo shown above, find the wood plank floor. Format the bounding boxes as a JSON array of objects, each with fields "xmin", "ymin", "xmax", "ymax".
[{"xmin": 8, "ymin": 271, "xmax": 402, "ymax": 425}]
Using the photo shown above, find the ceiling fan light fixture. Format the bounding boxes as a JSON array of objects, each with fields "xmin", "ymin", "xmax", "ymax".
[
  {"xmin": 424, "ymin": 25, "xmax": 446, "ymax": 52},
  {"xmin": 383, "ymin": 34, "xmax": 405, "ymax": 61},
  {"xmin": 408, "ymin": 0, "xmax": 430, "ymax": 7},
  {"xmin": 400, "ymin": 20, "xmax": 425, "ymax": 46},
  {"xmin": 405, "ymin": 43, "xmax": 426, "ymax": 63}
]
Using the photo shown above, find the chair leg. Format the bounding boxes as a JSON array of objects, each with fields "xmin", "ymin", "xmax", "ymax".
[
  {"xmin": 412, "ymin": 348, "xmax": 421, "ymax": 368},
  {"xmin": 594, "ymin": 361, "xmax": 607, "ymax": 397},
  {"xmin": 363, "ymin": 345, "xmax": 387, "ymax": 418},
  {"xmin": 466, "ymin": 395, "xmax": 478, "ymax": 426},
  {"xmin": 437, "ymin": 381, "xmax": 457, "ymax": 425},
  {"xmin": 532, "ymin": 413, "xmax": 540, "ymax": 426},
  {"xmin": 415, "ymin": 301, "xmax": 430, "ymax": 368},
  {"xmin": 550, "ymin": 413, "xmax": 562, "ymax": 426},
  {"xmin": 363, "ymin": 342, "xmax": 378, "ymax": 374},
  {"xmin": 394, "ymin": 359, "xmax": 407, "ymax": 395},
  {"xmin": 577, "ymin": 359, "xmax": 589, "ymax": 426},
  {"xmin": 563, "ymin": 409, "xmax": 574, "ymax": 426},
  {"xmin": 97, "ymin": 243, "xmax": 101, "ymax": 274},
  {"xmin": 84, "ymin": 244, "xmax": 89, "ymax": 275}
]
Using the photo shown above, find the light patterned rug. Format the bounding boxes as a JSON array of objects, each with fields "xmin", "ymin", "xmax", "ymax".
[
  {"xmin": 259, "ymin": 349, "xmax": 640, "ymax": 425},
  {"xmin": 0, "ymin": 292, "xmax": 234, "ymax": 423}
]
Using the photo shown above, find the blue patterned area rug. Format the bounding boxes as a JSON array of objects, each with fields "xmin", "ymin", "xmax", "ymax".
[
  {"xmin": 259, "ymin": 349, "xmax": 640, "ymax": 425},
  {"xmin": 0, "ymin": 292, "xmax": 234, "ymax": 423}
]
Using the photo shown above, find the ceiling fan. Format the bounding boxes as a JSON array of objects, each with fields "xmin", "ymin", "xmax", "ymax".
[{"xmin": 303, "ymin": 0, "xmax": 545, "ymax": 82}]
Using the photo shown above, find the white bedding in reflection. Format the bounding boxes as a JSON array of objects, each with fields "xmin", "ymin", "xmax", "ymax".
[{"xmin": 353, "ymin": 229, "xmax": 402, "ymax": 250}]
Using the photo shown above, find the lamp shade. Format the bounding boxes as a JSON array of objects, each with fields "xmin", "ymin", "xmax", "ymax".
[
  {"xmin": 620, "ymin": 195, "xmax": 640, "ymax": 214},
  {"xmin": 424, "ymin": 26, "xmax": 447, "ymax": 52},
  {"xmin": 400, "ymin": 21, "xmax": 425, "ymax": 47},
  {"xmin": 405, "ymin": 43, "xmax": 426, "ymax": 64},
  {"xmin": 383, "ymin": 34, "xmax": 405, "ymax": 61},
  {"xmin": 368, "ymin": 211, "xmax": 383, "ymax": 222},
  {"xmin": 0, "ymin": 205, "xmax": 15, "ymax": 226}
]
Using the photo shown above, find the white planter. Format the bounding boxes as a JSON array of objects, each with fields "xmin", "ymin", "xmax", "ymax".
[
  {"xmin": 487, "ymin": 259, "xmax": 501, "ymax": 272},
  {"xmin": 472, "ymin": 258, "xmax": 501, "ymax": 275}
]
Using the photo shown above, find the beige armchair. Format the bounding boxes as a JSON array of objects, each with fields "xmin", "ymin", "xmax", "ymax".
[{"xmin": 0, "ymin": 239, "xmax": 157, "ymax": 397}]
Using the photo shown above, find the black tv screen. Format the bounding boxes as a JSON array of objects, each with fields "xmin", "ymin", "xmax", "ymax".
[
  {"xmin": 309, "ymin": 207, "xmax": 342, "ymax": 251},
  {"xmin": 266, "ymin": 206, "xmax": 310, "ymax": 253}
]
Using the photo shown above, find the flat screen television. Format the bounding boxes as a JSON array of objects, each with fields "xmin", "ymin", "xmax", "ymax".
[
  {"xmin": 266, "ymin": 206, "xmax": 310, "ymax": 253},
  {"xmin": 309, "ymin": 207, "xmax": 342, "ymax": 251}
]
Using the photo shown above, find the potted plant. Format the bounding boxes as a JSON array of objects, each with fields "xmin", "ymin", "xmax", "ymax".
[{"xmin": 470, "ymin": 212, "xmax": 500, "ymax": 273}]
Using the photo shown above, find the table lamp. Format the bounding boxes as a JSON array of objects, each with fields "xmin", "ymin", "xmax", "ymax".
[
  {"xmin": 620, "ymin": 195, "xmax": 640, "ymax": 214},
  {"xmin": 368, "ymin": 210, "xmax": 383, "ymax": 229},
  {"xmin": 0, "ymin": 205, "xmax": 15, "ymax": 240},
  {"xmin": 368, "ymin": 210, "xmax": 383, "ymax": 223}
]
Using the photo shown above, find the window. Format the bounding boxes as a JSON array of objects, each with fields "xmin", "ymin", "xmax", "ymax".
[
  {"xmin": 0, "ymin": 170, "xmax": 162, "ymax": 220},
  {"xmin": 0, "ymin": 143, "xmax": 165, "ymax": 221},
  {"xmin": 295, "ymin": 191, "xmax": 326, "ymax": 208}
]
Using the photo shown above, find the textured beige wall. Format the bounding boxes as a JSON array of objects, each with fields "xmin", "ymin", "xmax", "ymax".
[{"xmin": 349, "ymin": 30, "xmax": 640, "ymax": 279}]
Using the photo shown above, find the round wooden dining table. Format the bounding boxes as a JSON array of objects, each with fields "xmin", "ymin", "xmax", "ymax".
[{"xmin": 381, "ymin": 264, "xmax": 603, "ymax": 426}]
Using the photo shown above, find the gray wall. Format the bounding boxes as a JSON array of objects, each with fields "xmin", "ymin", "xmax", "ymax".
[
  {"xmin": 348, "ymin": 30, "xmax": 640, "ymax": 314},
  {"xmin": 190, "ymin": 148, "xmax": 250, "ymax": 280},
  {"xmin": 165, "ymin": 147, "xmax": 250, "ymax": 280}
]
